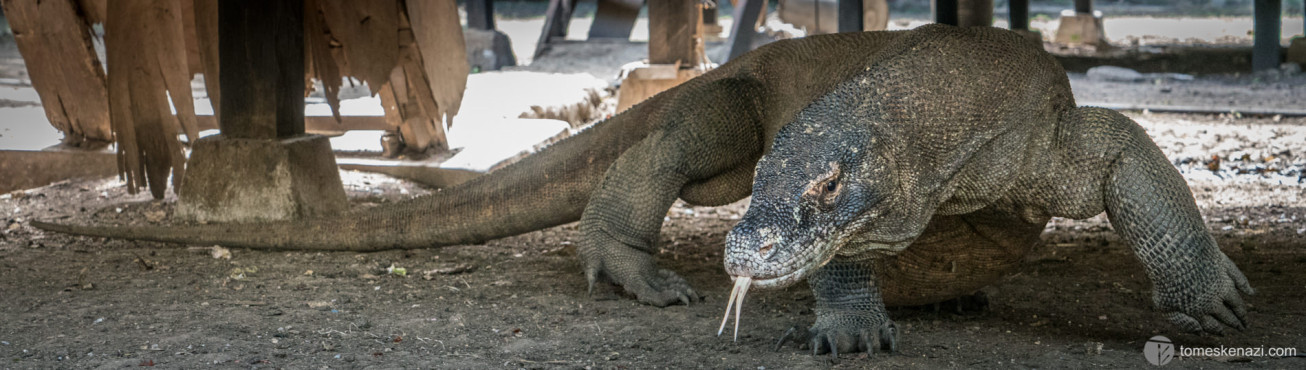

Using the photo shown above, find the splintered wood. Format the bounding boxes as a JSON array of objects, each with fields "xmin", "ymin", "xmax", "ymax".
[
  {"xmin": 6, "ymin": 0, "xmax": 469, "ymax": 198},
  {"xmin": 305, "ymin": 0, "xmax": 467, "ymax": 156},
  {"xmin": 1, "ymin": 0, "xmax": 112, "ymax": 148},
  {"xmin": 104, "ymin": 0, "xmax": 199, "ymax": 199}
]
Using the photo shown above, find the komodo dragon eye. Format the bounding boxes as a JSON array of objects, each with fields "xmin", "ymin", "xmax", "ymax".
[{"xmin": 806, "ymin": 164, "xmax": 842, "ymax": 209}]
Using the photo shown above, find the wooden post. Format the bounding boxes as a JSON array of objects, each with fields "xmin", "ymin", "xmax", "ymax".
[
  {"xmin": 1009, "ymin": 0, "xmax": 1029, "ymax": 31},
  {"xmin": 1074, "ymin": 0, "xmax": 1092, "ymax": 14},
  {"xmin": 589, "ymin": 0, "xmax": 642, "ymax": 39},
  {"xmin": 648, "ymin": 0, "xmax": 700, "ymax": 65},
  {"xmin": 534, "ymin": 0, "xmax": 575, "ymax": 58},
  {"xmin": 957, "ymin": 0, "xmax": 993, "ymax": 28},
  {"xmin": 466, "ymin": 0, "xmax": 496, "ymax": 31},
  {"xmin": 1252, "ymin": 0, "xmax": 1282, "ymax": 71},
  {"xmin": 837, "ymin": 0, "xmax": 863, "ymax": 33},
  {"xmin": 935, "ymin": 0, "xmax": 958, "ymax": 26},
  {"xmin": 218, "ymin": 0, "xmax": 305, "ymax": 139},
  {"xmin": 726, "ymin": 0, "xmax": 765, "ymax": 61}
]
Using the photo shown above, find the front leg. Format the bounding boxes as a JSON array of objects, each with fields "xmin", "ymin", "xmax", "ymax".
[
  {"xmin": 578, "ymin": 135, "xmax": 700, "ymax": 306},
  {"xmin": 780, "ymin": 256, "xmax": 898, "ymax": 357},
  {"xmin": 1082, "ymin": 108, "xmax": 1254, "ymax": 334}
]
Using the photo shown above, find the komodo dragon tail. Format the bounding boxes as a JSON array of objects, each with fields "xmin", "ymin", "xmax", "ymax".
[{"xmin": 31, "ymin": 117, "xmax": 634, "ymax": 251}]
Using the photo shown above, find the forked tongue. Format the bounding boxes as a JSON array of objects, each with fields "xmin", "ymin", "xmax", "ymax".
[{"xmin": 716, "ymin": 276, "xmax": 752, "ymax": 341}]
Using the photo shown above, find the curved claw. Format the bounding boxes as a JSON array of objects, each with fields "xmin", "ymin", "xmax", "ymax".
[
  {"xmin": 782, "ymin": 319, "xmax": 898, "ymax": 358},
  {"xmin": 775, "ymin": 326, "xmax": 803, "ymax": 352}
]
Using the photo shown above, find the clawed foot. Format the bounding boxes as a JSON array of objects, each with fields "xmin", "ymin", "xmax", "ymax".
[
  {"xmin": 1162, "ymin": 254, "xmax": 1254, "ymax": 335},
  {"xmin": 775, "ymin": 320, "xmax": 898, "ymax": 358},
  {"xmin": 582, "ymin": 246, "xmax": 700, "ymax": 307}
]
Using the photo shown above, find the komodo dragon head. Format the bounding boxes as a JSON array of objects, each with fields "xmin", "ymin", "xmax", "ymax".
[{"xmin": 716, "ymin": 81, "xmax": 952, "ymax": 338}]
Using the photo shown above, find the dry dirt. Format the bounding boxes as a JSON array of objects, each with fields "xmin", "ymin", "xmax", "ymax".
[{"xmin": 1, "ymin": 111, "xmax": 1304, "ymax": 369}]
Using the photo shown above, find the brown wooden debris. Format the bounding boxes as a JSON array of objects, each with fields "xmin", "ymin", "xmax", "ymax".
[
  {"xmin": 104, "ymin": 0, "xmax": 198, "ymax": 198},
  {"xmin": 1, "ymin": 0, "xmax": 112, "ymax": 148}
]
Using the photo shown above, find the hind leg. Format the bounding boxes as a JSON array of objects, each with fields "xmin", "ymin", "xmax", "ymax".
[{"xmin": 1060, "ymin": 108, "xmax": 1253, "ymax": 334}]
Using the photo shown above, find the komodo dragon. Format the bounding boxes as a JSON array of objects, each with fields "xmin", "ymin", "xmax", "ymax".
[{"xmin": 34, "ymin": 24, "xmax": 1253, "ymax": 356}]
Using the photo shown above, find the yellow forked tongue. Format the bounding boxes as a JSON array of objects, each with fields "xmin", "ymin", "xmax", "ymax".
[{"xmin": 716, "ymin": 276, "xmax": 752, "ymax": 342}]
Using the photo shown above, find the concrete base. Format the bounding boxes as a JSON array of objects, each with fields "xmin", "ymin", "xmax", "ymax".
[
  {"xmin": 177, "ymin": 135, "xmax": 347, "ymax": 223},
  {"xmin": 1055, "ymin": 13, "xmax": 1108, "ymax": 47},
  {"xmin": 1288, "ymin": 37, "xmax": 1306, "ymax": 68},
  {"xmin": 615, "ymin": 64, "xmax": 707, "ymax": 113},
  {"xmin": 465, "ymin": 29, "xmax": 517, "ymax": 72}
]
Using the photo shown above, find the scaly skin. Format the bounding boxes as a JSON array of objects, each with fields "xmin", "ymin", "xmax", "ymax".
[
  {"xmin": 723, "ymin": 25, "xmax": 1252, "ymax": 356},
  {"xmin": 35, "ymin": 25, "xmax": 1252, "ymax": 356}
]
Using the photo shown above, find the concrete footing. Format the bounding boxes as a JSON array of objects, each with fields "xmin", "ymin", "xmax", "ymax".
[
  {"xmin": 1055, "ymin": 12, "xmax": 1108, "ymax": 47},
  {"xmin": 177, "ymin": 134, "xmax": 347, "ymax": 223}
]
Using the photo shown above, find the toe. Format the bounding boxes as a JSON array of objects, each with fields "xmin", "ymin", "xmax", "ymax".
[
  {"xmin": 1167, "ymin": 312, "xmax": 1203, "ymax": 333},
  {"xmin": 1211, "ymin": 301, "xmax": 1246, "ymax": 330},
  {"xmin": 1199, "ymin": 315, "xmax": 1227, "ymax": 336}
]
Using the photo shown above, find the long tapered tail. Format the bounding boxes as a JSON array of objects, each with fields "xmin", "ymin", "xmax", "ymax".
[{"xmin": 32, "ymin": 116, "xmax": 641, "ymax": 251}]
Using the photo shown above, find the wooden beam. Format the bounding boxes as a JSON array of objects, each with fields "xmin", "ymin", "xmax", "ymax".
[
  {"xmin": 218, "ymin": 0, "xmax": 305, "ymax": 139},
  {"xmin": 193, "ymin": 115, "xmax": 392, "ymax": 133},
  {"xmin": 648, "ymin": 0, "xmax": 700, "ymax": 65},
  {"xmin": 0, "ymin": 149, "xmax": 117, "ymax": 194}
]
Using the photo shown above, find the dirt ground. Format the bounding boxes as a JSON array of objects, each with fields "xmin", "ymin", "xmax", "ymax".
[
  {"xmin": 3, "ymin": 7, "xmax": 1306, "ymax": 370},
  {"xmin": 1, "ymin": 111, "xmax": 1303, "ymax": 369}
]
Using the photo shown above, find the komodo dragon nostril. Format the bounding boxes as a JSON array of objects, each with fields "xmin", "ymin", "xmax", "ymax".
[{"xmin": 758, "ymin": 243, "xmax": 773, "ymax": 259}]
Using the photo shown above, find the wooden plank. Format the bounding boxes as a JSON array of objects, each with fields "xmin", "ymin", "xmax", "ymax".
[
  {"xmin": 337, "ymin": 158, "xmax": 481, "ymax": 190},
  {"xmin": 648, "ymin": 0, "xmax": 700, "ymax": 65},
  {"xmin": 193, "ymin": 115, "xmax": 392, "ymax": 132},
  {"xmin": 316, "ymin": 0, "xmax": 398, "ymax": 94},
  {"xmin": 0, "ymin": 150, "xmax": 118, "ymax": 194},
  {"xmin": 217, "ymin": 0, "xmax": 305, "ymax": 139},
  {"xmin": 405, "ymin": 0, "xmax": 467, "ymax": 126},
  {"xmin": 1, "ymin": 0, "xmax": 112, "ymax": 147}
]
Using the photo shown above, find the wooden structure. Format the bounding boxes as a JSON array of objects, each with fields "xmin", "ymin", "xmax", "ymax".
[
  {"xmin": 614, "ymin": 0, "xmax": 709, "ymax": 112},
  {"xmin": 1, "ymin": 0, "xmax": 468, "ymax": 199}
]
